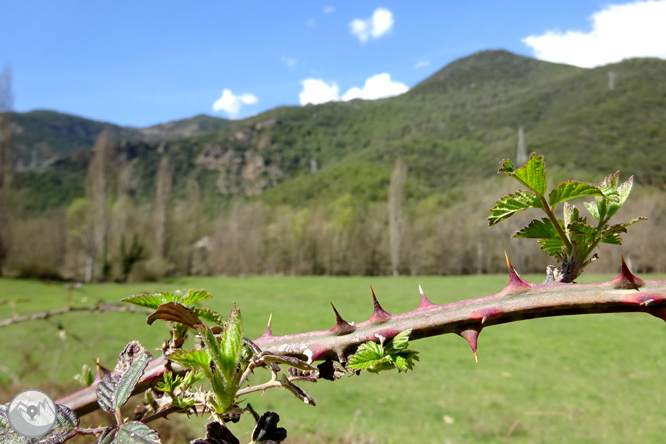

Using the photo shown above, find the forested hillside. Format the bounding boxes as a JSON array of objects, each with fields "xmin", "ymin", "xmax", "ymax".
[{"xmin": 4, "ymin": 50, "xmax": 666, "ymax": 280}]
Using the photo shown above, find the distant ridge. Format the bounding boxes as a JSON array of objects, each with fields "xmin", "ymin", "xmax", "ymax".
[
  {"xmin": 11, "ymin": 110, "xmax": 230, "ymax": 170},
  {"xmin": 411, "ymin": 49, "xmax": 580, "ymax": 93},
  {"xmin": 11, "ymin": 49, "xmax": 666, "ymax": 213}
]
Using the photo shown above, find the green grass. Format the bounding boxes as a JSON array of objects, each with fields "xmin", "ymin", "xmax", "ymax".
[{"xmin": 1, "ymin": 274, "xmax": 666, "ymax": 443}]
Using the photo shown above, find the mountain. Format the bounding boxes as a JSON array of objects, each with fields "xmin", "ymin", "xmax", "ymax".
[
  {"xmin": 11, "ymin": 50, "xmax": 666, "ymax": 213},
  {"xmin": 11, "ymin": 110, "xmax": 230, "ymax": 171}
]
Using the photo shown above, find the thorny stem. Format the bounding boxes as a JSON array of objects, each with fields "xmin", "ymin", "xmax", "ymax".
[
  {"xmin": 0, "ymin": 303, "xmax": 149, "ymax": 328},
  {"xmin": 56, "ymin": 260, "xmax": 666, "ymax": 418}
]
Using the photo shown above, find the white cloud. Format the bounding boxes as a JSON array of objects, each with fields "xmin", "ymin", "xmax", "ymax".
[
  {"xmin": 341, "ymin": 73, "xmax": 408, "ymax": 101},
  {"xmin": 414, "ymin": 60, "xmax": 430, "ymax": 69},
  {"xmin": 523, "ymin": 0, "xmax": 666, "ymax": 68},
  {"xmin": 212, "ymin": 89, "xmax": 258, "ymax": 117},
  {"xmin": 299, "ymin": 79, "xmax": 340, "ymax": 105},
  {"xmin": 349, "ymin": 8, "xmax": 394, "ymax": 43},
  {"xmin": 323, "ymin": 6, "xmax": 335, "ymax": 14},
  {"xmin": 299, "ymin": 73, "xmax": 408, "ymax": 105}
]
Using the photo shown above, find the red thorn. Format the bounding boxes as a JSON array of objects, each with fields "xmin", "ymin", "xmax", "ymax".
[
  {"xmin": 369, "ymin": 285, "xmax": 391, "ymax": 323},
  {"xmin": 417, "ymin": 285, "xmax": 436, "ymax": 309},
  {"xmin": 502, "ymin": 251, "xmax": 533, "ymax": 294},
  {"xmin": 459, "ymin": 328, "xmax": 480, "ymax": 363},
  {"xmin": 258, "ymin": 314, "xmax": 274, "ymax": 339},
  {"xmin": 609, "ymin": 255, "xmax": 645, "ymax": 290},
  {"xmin": 329, "ymin": 302, "xmax": 356, "ymax": 335}
]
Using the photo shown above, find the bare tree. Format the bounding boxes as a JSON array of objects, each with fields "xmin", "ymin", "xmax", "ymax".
[
  {"xmin": 608, "ymin": 71, "xmax": 616, "ymax": 90},
  {"xmin": 388, "ymin": 158, "xmax": 406, "ymax": 276},
  {"xmin": 153, "ymin": 155, "xmax": 173, "ymax": 261},
  {"xmin": 0, "ymin": 66, "xmax": 13, "ymax": 275},
  {"xmin": 517, "ymin": 127, "xmax": 527, "ymax": 164},
  {"xmin": 85, "ymin": 129, "xmax": 115, "ymax": 281}
]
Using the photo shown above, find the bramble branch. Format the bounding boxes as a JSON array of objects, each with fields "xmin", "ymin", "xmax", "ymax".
[
  {"xmin": 57, "ymin": 256, "xmax": 666, "ymax": 417},
  {"xmin": 0, "ymin": 302, "xmax": 149, "ymax": 328}
]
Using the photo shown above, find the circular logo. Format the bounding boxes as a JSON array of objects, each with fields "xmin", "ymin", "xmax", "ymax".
[{"xmin": 7, "ymin": 389, "xmax": 57, "ymax": 438}]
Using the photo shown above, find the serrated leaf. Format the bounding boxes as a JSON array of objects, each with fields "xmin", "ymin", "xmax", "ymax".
[
  {"xmin": 96, "ymin": 342, "xmax": 152, "ymax": 413},
  {"xmin": 218, "ymin": 305, "xmax": 243, "ymax": 384},
  {"xmin": 121, "ymin": 292, "xmax": 182, "ymax": 310},
  {"xmin": 548, "ymin": 181, "xmax": 604, "ymax": 207},
  {"xmin": 501, "ymin": 153, "xmax": 547, "ymax": 197},
  {"xmin": 194, "ymin": 307, "xmax": 224, "ymax": 326},
  {"xmin": 97, "ymin": 421, "xmax": 161, "ymax": 444},
  {"xmin": 513, "ymin": 218, "xmax": 561, "ymax": 239},
  {"xmin": 536, "ymin": 238, "xmax": 565, "ymax": 258},
  {"xmin": 497, "ymin": 158, "xmax": 515, "ymax": 174},
  {"xmin": 146, "ymin": 303, "xmax": 202, "ymax": 328},
  {"xmin": 192, "ymin": 421, "xmax": 239, "ymax": 444},
  {"xmin": 600, "ymin": 217, "xmax": 647, "ymax": 245},
  {"xmin": 166, "ymin": 350, "xmax": 210, "ymax": 373},
  {"xmin": 384, "ymin": 330, "xmax": 412, "ymax": 353},
  {"xmin": 568, "ymin": 221, "xmax": 596, "ymax": 237},
  {"xmin": 584, "ymin": 201, "xmax": 600, "ymax": 221},
  {"xmin": 251, "ymin": 412, "xmax": 287, "ymax": 443},
  {"xmin": 195, "ymin": 326, "xmax": 234, "ymax": 412},
  {"xmin": 347, "ymin": 341, "xmax": 384, "ymax": 371},
  {"xmin": 488, "ymin": 191, "xmax": 544, "ymax": 225},
  {"xmin": 181, "ymin": 289, "xmax": 214, "ymax": 306}
]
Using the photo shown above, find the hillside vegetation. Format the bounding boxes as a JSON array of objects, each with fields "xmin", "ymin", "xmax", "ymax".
[{"xmin": 5, "ymin": 50, "xmax": 666, "ymax": 279}]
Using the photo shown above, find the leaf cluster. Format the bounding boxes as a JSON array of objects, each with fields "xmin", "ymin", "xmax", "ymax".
[
  {"xmin": 489, "ymin": 154, "xmax": 645, "ymax": 280},
  {"xmin": 347, "ymin": 330, "xmax": 420, "ymax": 373}
]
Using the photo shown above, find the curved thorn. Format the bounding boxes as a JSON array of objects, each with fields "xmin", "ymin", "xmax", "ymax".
[
  {"xmin": 610, "ymin": 255, "xmax": 645, "ymax": 290},
  {"xmin": 459, "ymin": 328, "xmax": 480, "ymax": 363},
  {"xmin": 418, "ymin": 285, "xmax": 436, "ymax": 309},
  {"xmin": 502, "ymin": 251, "xmax": 533, "ymax": 293},
  {"xmin": 259, "ymin": 314, "xmax": 274, "ymax": 339},
  {"xmin": 369, "ymin": 285, "xmax": 391, "ymax": 322},
  {"xmin": 330, "ymin": 302, "xmax": 356, "ymax": 335}
]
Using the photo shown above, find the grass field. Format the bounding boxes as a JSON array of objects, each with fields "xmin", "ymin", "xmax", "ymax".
[{"xmin": 1, "ymin": 274, "xmax": 666, "ymax": 443}]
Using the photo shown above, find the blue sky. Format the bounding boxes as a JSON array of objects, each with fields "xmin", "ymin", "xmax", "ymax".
[{"xmin": 2, "ymin": 1, "xmax": 665, "ymax": 127}]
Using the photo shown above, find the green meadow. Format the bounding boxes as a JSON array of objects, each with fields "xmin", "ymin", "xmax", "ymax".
[{"xmin": 1, "ymin": 274, "xmax": 666, "ymax": 443}]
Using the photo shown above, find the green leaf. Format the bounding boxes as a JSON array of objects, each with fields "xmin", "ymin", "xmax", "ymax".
[
  {"xmin": 513, "ymin": 218, "xmax": 565, "ymax": 258},
  {"xmin": 194, "ymin": 307, "xmax": 225, "ymax": 326},
  {"xmin": 600, "ymin": 217, "xmax": 647, "ymax": 245},
  {"xmin": 195, "ymin": 325, "xmax": 236, "ymax": 412},
  {"xmin": 488, "ymin": 191, "xmax": 544, "ymax": 225},
  {"xmin": 98, "ymin": 421, "xmax": 161, "ymax": 444},
  {"xmin": 218, "ymin": 304, "xmax": 244, "ymax": 384},
  {"xmin": 513, "ymin": 218, "xmax": 561, "ymax": 239},
  {"xmin": 122, "ymin": 292, "xmax": 182, "ymax": 310},
  {"xmin": 500, "ymin": 153, "xmax": 547, "ymax": 197},
  {"xmin": 584, "ymin": 201, "xmax": 600, "ymax": 221},
  {"xmin": 181, "ymin": 289, "xmax": 214, "ymax": 306},
  {"xmin": 384, "ymin": 330, "xmax": 412, "ymax": 353},
  {"xmin": 537, "ymin": 238, "xmax": 566, "ymax": 258},
  {"xmin": 346, "ymin": 341, "xmax": 385, "ymax": 372},
  {"xmin": 166, "ymin": 350, "xmax": 210, "ymax": 373},
  {"xmin": 548, "ymin": 181, "xmax": 604, "ymax": 208},
  {"xmin": 96, "ymin": 342, "xmax": 152, "ymax": 413},
  {"xmin": 497, "ymin": 158, "xmax": 515, "ymax": 174}
]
